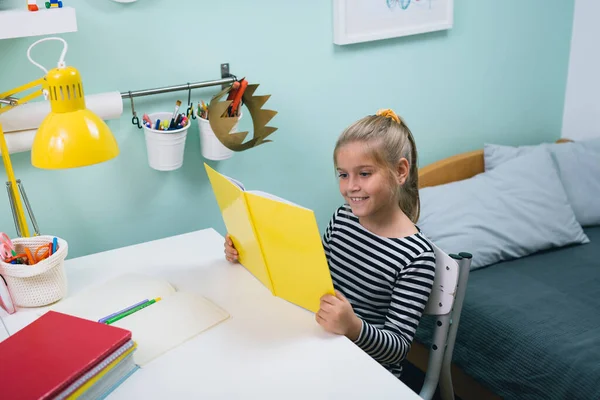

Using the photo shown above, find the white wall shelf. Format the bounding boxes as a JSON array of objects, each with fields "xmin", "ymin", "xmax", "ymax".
[{"xmin": 0, "ymin": 6, "xmax": 77, "ymax": 40}]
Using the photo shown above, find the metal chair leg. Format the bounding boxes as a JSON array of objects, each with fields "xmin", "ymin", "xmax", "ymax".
[
  {"xmin": 439, "ymin": 364, "xmax": 454, "ymax": 400},
  {"xmin": 419, "ymin": 314, "xmax": 451, "ymax": 400}
]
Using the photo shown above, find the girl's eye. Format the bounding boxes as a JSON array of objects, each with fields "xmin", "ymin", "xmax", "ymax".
[
  {"xmin": 337, "ymin": 173, "xmax": 348, "ymax": 179},
  {"xmin": 360, "ymin": 172, "xmax": 371, "ymax": 177}
]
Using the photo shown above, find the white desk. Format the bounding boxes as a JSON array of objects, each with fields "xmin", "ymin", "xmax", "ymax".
[
  {"xmin": 0, "ymin": 314, "xmax": 7, "ymax": 342},
  {"xmin": 0, "ymin": 228, "xmax": 421, "ymax": 399}
]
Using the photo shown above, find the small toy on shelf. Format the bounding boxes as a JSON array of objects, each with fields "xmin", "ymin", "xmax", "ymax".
[
  {"xmin": 45, "ymin": 0, "xmax": 63, "ymax": 9},
  {"xmin": 27, "ymin": 0, "xmax": 39, "ymax": 11}
]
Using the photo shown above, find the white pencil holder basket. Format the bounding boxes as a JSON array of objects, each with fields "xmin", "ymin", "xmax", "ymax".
[
  {"xmin": 143, "ymin": 112, "xmax": 191, "ymax": 171},
  {"xmin": 0, "ymin": 236, "xmax": 68, "ymax": 308}
]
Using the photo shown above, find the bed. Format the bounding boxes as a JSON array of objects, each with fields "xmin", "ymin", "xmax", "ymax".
[{"xmin": 408, "ymin": 139, "xmax": 600, "ymax": 400}]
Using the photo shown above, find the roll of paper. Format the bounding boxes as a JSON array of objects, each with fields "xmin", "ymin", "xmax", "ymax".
[
  {"xmin": 0, "ymin": 91, "xmax": 124, "ymax": 133},
  {"xmin": 0, "ymin": 129, "xmax": 37, "ymax": 155}
]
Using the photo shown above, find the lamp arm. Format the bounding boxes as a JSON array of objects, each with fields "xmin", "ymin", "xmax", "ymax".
[
  {"xmin": 0, "ymin": 123, "xmax": 30, "ymax": 237},
  {"xmin": 0, "ymin": 77, "xmax": 47, "ymax": 237},
  {"xmin": 17, "ymin": 179, "xmax": 40, "ymax": 236},
  {"xmin": 0, "ymin": 77, "xmax": 45, "ymax": 116}
]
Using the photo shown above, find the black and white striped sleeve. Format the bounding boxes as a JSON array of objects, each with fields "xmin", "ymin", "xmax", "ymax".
[
  {"xmin": 353, "ymin": 251, "xmax": 436, "ymax": 365},
  {"xmin": 322, "ymin": 211, "xmax": 338, "ymax": 258}
]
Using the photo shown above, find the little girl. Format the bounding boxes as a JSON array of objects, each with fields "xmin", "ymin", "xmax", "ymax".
[{"xmin": 224, "ymin": 109, "xmax": 436, "ymax": 379}]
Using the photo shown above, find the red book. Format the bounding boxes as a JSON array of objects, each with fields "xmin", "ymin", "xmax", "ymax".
[{"xmin": 0, "ymin": 311, "xmax": 132, "ymax": 400}]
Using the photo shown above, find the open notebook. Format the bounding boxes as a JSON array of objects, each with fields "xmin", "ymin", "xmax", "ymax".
[
  {"xmin": 205, "ymin": 163, "xmax": 334, "ymax": 313},
  {"xmin": 49, "ymin": 273, "xmax": 230, "ymax": 366}
]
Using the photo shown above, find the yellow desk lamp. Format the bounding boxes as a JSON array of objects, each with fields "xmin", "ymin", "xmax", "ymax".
[{"xmin": 0, "ymin": 37, "xmax": 119, "ymax": 238}]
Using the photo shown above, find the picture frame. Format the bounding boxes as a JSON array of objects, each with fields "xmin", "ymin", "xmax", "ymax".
[{"xmin": 333, "ymin": 0, "xmax": 454, "ymax": 45}]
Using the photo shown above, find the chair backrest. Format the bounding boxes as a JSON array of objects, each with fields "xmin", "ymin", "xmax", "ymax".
[
  {"xmin": 418, "ymin": 243, "xmax": 471, "ymax": 400},
  {"xmin": 424, "ymin": 243, "xmax": 459, "ymax": 316}
]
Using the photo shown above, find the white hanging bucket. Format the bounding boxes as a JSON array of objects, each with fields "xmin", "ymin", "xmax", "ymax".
[
  {"xmin": 143, "ymin": 112, "xmax": 191, "ymax": 171},
  {"xmin": 197, "ymin": 112, "xmax": 242, "ymax": 161}
]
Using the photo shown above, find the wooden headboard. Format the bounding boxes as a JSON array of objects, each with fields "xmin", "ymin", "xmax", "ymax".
[{"xmin": 418, "ymin": 139, "xmax": 572, "ymax": 189}]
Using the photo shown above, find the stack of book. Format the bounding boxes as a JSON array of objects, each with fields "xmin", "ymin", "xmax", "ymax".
[{"xmin": 0, "ymin": 311, "xmax": 138, "ymax": 400}]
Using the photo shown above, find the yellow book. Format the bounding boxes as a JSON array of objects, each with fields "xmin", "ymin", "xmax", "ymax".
[
  {"xmin": 67, "ymin": 342, "xmax": 137, "ymax": 400},
  {"xmin": 204, "ymin": 163, "xmax": 335, "ymax": 313}
]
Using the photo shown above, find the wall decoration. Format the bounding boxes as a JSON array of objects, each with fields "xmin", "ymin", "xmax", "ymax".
[{"xmin": 333, "ymin": 0, "xmax": 453, "ymax": 45}]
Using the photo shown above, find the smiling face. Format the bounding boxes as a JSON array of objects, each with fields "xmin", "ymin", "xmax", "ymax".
[{"xmin": 335, "ymin": 141, "xmax": 400, "ymax": 219}]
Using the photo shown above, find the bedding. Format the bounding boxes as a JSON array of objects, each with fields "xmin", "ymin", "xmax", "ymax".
[
  {"xmin": 413, "ymin": 226, "xmax": 600, "ymax": 400},
  {"xmin": 484, "ymin": 138, "xmax": 600, "ymax": 226},
  {"xmin": 417, "ymin": 147, "xmax": 589, "ymax": 270}
]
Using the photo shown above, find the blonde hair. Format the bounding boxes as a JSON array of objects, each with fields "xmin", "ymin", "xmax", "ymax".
[{"xmin": 333, "ymin": 109, "xmax": 420, "ymax": 223}]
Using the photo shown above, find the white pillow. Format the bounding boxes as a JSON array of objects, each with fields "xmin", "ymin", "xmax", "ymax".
[{"xmin": 417, "ymin": 147, "xmax": 589, "ymax": 270}]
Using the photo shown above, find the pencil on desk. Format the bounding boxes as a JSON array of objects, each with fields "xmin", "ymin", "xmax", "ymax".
[
  {"xmin": 105, "ymin": 297, "xmax": 162, "ymax": 325},
  {"xmin": 98, "ymin": 299, "xmax": 149, "ymax": 324}
]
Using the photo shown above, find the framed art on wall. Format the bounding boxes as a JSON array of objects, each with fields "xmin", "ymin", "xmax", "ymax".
[{"xmin": 333, "ymin": 0, "xmax": 453, "ymax": 45}]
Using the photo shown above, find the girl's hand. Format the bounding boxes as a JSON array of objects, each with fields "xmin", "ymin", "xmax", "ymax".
[
  {"xmin": 316, "ymin": 290, "xmax": 362, "ymax": 341},
  {"xmin": 224, "ymin": 234, "xmax": 239, "ymax": 263}
]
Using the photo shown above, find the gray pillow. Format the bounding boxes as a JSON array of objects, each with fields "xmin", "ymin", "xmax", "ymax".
[
  {"xmin": 484, "ymin": 138, "xmax": 600, "ymax": 226},
  {"xmin": 417, "ymin": 147, "xmax": 590, "ymax": 270}
]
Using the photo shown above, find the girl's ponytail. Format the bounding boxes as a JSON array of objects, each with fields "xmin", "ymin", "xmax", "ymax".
[{"xmin": 398, "ymin": 127, "xmax": 420, "ymax": 223}]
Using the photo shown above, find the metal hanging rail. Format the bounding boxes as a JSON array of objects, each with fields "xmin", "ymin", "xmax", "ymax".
[
  {"xmin": 120, "ymin": 77, "xmax": 235, "ymax": 99},
  {"xmin": 121, "ymin": 63, "xmax": 235, "ymax": 99},
  {"xmin": 120, "ymin": 63, "xmax": 236, "ymax": 128}
]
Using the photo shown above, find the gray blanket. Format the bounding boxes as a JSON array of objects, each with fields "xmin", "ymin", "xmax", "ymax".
[{"xmin": 414, "ymin": 226, "xmax": 600, "ymax": 400}]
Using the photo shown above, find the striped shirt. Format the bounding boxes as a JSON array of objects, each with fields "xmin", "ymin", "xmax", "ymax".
[{"xmin": 322, "ymin": 204, "xmax": 436, "ymax": 378}]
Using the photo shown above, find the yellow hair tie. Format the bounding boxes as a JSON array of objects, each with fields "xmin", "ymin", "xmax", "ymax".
[{"xmin": 376, "ymin": 109, "xmax": 401, "ymax": 124}]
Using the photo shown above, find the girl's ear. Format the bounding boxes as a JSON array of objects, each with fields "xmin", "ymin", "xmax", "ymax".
[{"xmin": 396, "ymin": 158, "xmax": 410, "ymax": 185}]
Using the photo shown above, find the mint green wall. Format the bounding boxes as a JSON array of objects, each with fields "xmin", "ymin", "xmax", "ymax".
[{"xmin": 0, "ymin": 0, "xmax": 574, "ymax": 259}]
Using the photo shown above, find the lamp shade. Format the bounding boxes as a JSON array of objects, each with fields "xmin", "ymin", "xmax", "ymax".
[{"xmin": 31, "ymin": 66, "xmax": 119, "ymax": 169}]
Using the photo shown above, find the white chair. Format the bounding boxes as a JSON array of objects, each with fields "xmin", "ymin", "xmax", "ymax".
[{"xmin": 418, "ymin": 244, "xmax": 472, "ymax": 400}]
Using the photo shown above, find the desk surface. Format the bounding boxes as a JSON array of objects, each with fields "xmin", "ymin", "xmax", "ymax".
[
  {"xmin": 0, "ymin": 228, "xmax": 421, "ymax": 399},
  {"xmin": 0, "ymin": 316, "xmax": 7, "ymax": 342}
]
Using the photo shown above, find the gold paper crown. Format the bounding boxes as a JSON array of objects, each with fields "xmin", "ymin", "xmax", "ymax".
[{"xmin": 207, "ymin": 83, "xmax": 278, "ymax": 151}]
